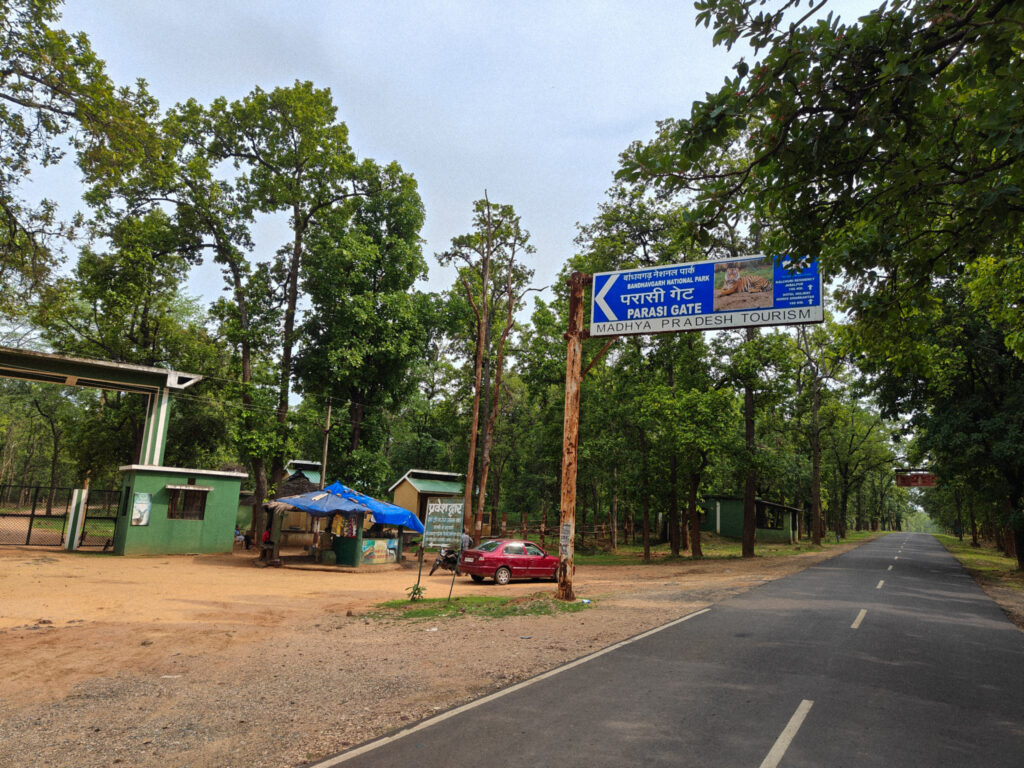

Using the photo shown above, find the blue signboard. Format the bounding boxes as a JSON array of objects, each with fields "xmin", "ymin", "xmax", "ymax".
[{"xmin": 589, "ymin": 255, "xmax": 823, "ymax": 337}]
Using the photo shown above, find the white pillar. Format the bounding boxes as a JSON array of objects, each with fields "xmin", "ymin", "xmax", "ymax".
[
  {"xmin": 65, "ymin": 489, "xmax": 89, "ymax": 551},
  {"xmin": 139, "ymin": 387, "xmax": 172, "ymax": 465}
]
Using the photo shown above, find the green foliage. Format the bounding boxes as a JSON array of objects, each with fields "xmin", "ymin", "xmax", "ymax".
[
  {"xmin": 0, "ymin": 0, "xmax": 157, "ymax": 319},
  {"xmin": 622, "ymin": 0, "xmax": 1024, "ymax": 353},
  {"xmin": 294, "ymin": 162, "xmax": 430, "ymax": 469},
  {"xmin": 405, "ymin": 583, "xmax": 425, "ymax": 602}
]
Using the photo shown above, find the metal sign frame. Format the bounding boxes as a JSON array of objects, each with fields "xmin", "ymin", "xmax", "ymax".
[{"xmin": 589, "ymin": 254, "xmax": 823, "ymax": 337}]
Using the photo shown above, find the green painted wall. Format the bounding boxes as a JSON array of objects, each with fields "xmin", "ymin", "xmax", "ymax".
[
  {"xmin": 332, "ymin": 513, "xmax": 365, "ymax": 566},
  {"xmin": 701, "ymin": 496, "xmax": 799, "ymax": 544},
  {"xmin": 114, "ymin": 467, "xmax": 247, "ymax": 555}
]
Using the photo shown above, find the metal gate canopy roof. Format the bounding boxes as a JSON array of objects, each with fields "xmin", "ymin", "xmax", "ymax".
[{"xmin": 0, "ymin": 346, "xmax": 201, "ymax": 395}]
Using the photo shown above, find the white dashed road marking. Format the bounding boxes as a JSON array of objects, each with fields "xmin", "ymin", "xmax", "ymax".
[{"xmin": 759, "ymin": 699, "xmax": 814, "ymax": 768}]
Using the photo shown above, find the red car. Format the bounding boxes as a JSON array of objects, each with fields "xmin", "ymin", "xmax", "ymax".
[{"xmin": 459, "ymin": 539, "xmax": 559, "ymax": 584}]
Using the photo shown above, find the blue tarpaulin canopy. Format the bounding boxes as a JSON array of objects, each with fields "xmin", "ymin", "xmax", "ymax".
[{"xmin": 276, "ymin": 481, "xmax": 425, "ymax": 533}]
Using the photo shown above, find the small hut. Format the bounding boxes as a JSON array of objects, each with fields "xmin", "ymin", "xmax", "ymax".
[{"xmin": 389, "ymin": 469, "xmax": 464, "ymax": 526}]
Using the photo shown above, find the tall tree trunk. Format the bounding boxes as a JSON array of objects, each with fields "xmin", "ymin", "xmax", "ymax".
[
  {"xmin": 251, "ymin": 457, "xmax": 268, "ymax": 541},
  {"xmin": 669, "ymin": 452, "xmax": 681, "ymax": 556},
  {"xmin": 611, "ymin": 467, "xmax": 619, "ymax": 550},
  {"xmin": 641, "ymin": 432, "xmax": 651, "ymax": 561},
  {"xmin": 838, "ymin": 485, "xmax": 849, "ymax": 539},
  {"xmin": 810, "ymin": 382, "xmax": 823, "ymax": 546},
  {"xmin": 272, "ymin": 218, "xmax": 305, "ymax": 489},
  {"xmin": 742, "ymin": 376, "xmax": 757, "ymax": 559},
  {"xmin": 474, "ymin": 337, "xmax": 507, "ymax": 541},
  {"xmin": 476, "ymin": 352, "xmax": 493, "ymax": 527},
  {"xmin": 641, "ymin": 494, "xmax": 651, "ymax": 561},
  {"xmin": 462, "ymin": 279, "xmax": 490, "ymax": 541},
  {"xmin": 31, "ymin": 399, "xmax": 60, "ymax": 514},
  {"xmin": 969, "ymin": 497, "xmax": 979, "ymax": 547},
  {"xmin": 349, "ymin": 401, "xmax": 365, "ymax": 452},
  {"xmin": 688, "ymin": 471, "xmax": 703, "ymax": 560}
]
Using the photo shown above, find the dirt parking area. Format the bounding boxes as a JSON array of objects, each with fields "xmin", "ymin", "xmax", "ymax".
[{"xmin": 0, "ymin": 536, "xmax": 983, "ymax": 767}]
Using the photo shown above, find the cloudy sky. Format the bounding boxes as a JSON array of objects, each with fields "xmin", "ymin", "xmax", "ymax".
[{"xmin": 47, "ymin": 0, "xmax": 874, "ymax": 300}]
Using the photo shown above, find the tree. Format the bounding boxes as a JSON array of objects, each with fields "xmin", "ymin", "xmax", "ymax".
[
  {"xmin": 32, "ymin": 208, "xmax": 231, "ymax": 483},
  {"xmin": 205, "ymin": 81, "xmax": 366, "ymax": 489},
  {"xmin": 718, "ymin": 327, "xmax": 795, "ymax": 557},
  {"xmin": 0, "ymin": 0, "xmax": 155, "ymax": 320},
  {"xmin": 639, "ymin": 334, "xmax": 738, "ymax": 559},
  {"xmin": 295, "ymin": 162, "xmax": 431, "ymax": 489},
  {"xmin": 821, "ymin": 402, "xmax": 894, "ymax": 538},
  {"xmin": 619, "ymin": 0, "xmax": 1024, "ymax": 355},
  {"xmin": 438, "ymin": 196, "xmax": 535, "ymax": 541},
  {"xmin": 795, "ymin": 320, "xmax": 846, "ymax": 545},
  {"xmin": 862, "ymin": 277, "xmax": 1024, "ymax": 567}
]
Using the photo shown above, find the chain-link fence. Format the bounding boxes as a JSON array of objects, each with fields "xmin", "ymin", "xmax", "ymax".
[
  {"xmin": 80, "ymin": 488, "xmax": 121, "ymax": 549},
  {"xmin": 0, "ymin": 485, "xmax": 73, "ymax": 546},
  {"xmin": 0, "ymin": 485, "xmax": 121, "ymax": 548}
]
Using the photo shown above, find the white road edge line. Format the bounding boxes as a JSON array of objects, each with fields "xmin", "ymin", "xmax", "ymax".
[
  {"xmin": 759, "ymin": 699, "xmax": 814, "ymax": 768},
  {"xmin": 311, "ymin": 607, "xmax": 713, "ymax": 766},
  {"xmin": 876, "ymin": 580, "xmax": 885, "ymax": 589},
  {"xmin": 851, "ymin": 609, "xmax": 867, "ymax": 629}
]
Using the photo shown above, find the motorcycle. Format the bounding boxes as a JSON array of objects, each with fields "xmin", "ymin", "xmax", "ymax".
[{"xmin": 429, "ymin": 547, "xmax": 460, "ymax": 576}]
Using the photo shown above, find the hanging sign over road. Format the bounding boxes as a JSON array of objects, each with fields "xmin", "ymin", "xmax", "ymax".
[
  {"xmin": 896, "ymin": 472, "xmax": 937, "ymax": 488},
  {"xmin": 589, "ymin": 255, "xmax": 823, "ymax": 337}
]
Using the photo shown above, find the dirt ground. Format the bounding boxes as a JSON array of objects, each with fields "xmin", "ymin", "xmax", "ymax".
[
  {"xmin": 0, "ymin": 537, "xmax": 1019, "ymax": 768},
  {"xmin": 713, "ymin": 288, "xmax": 773, "ymax": 312}
]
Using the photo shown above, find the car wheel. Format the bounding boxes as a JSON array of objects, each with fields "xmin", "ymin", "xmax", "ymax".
[
  {"xmin": 471, "ymin": 574, "xmax": 484, "ymax": 583},
  {"xmin": 549, "ymin": 567, "xmax": 559, "ymax": 582},
  {"xmin": 494, "ymin": 566, "xmax": 511, "ymax": 585}
]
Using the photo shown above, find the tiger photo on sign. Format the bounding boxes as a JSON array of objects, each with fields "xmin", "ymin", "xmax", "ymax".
[{"xmin": 713, "ymin": 259, "xmax": 774, "ymax": 312}]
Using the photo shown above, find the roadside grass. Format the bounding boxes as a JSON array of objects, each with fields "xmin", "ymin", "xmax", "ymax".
[
  {"xmin": 573, "ymin": 530, "xmax": 884, "ymax": 566},
  {"xmin": 372, "ymin": 593, "xmax": 590, "ymax": 621},
  {"xmin": 23, "ymin": 518, "xmax": 113, "ymax": 536},
  {"xmin": 934, "ymin": 534, "xmax": 1024, "ymax": 593}
]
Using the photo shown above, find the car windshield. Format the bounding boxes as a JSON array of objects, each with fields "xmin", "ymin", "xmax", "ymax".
[{"xmin": 476, "ymin": 540, "xmax": 502, "ymax": 552}]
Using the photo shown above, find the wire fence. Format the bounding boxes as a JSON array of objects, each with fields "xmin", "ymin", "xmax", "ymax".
[{"xmin": 0, "ymin": 485, "xmax": 120, "ymax": 548}]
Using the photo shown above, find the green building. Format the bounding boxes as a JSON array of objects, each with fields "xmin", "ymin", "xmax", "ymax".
[
  {"xmin": 702, "ymin": 495, "xmax": 802, "ymax": 544},
  {"xmin": 115, "ymin": 465, "xmax": 248, "ymax": 555}
]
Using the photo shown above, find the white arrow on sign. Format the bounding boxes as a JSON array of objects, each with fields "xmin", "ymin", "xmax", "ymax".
[{"xmin": 594, "ymin": 274, "xmax": 618, "ymax": 321}]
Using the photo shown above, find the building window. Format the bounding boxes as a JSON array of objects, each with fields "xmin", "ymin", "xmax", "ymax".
[{"xmin": 166, "ymin": 483, "xmax": 212, "ymax": 520}]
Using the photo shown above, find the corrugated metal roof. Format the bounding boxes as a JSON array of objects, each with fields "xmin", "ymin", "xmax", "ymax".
[
  {"xmin": 407, "ymin": 478, "xmax": 463, "ymax": 494},
  {"xmin": 388, "ymin": 468, "xmax": 463, "ymax": 493}
]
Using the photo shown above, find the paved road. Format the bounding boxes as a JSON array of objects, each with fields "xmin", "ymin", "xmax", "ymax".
[{"xmin": 316, "ymin": 534, "xmax": 1024, "ymax": 767}]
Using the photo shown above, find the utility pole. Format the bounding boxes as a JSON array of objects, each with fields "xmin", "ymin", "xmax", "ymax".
[
  {"xmin": 556, "ymin": 271, "xmax": 590, "ymax": 600},
  {"xmin": 319, "ymin": 400, "xmax": 332, "ymax": 490}
]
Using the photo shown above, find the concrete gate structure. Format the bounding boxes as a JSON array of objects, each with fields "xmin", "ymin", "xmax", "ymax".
[{"xmin": 0, "ymin": 347, "xmax": 244, "ymax": 554}]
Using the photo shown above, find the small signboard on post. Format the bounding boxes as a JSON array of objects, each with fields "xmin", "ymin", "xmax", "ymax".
[
  {"xmin": 423, "ymin": 498, "xmax": 464, "ymax": 549},
  {"xmin": 590, "ymin": 254, "xmax": 823, "ymax": 337}
]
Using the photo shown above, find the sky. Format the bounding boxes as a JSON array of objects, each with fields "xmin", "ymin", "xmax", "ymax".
[{"xmin": 44, "ymin": 0, "xmax": 876, "ymax": 302}]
